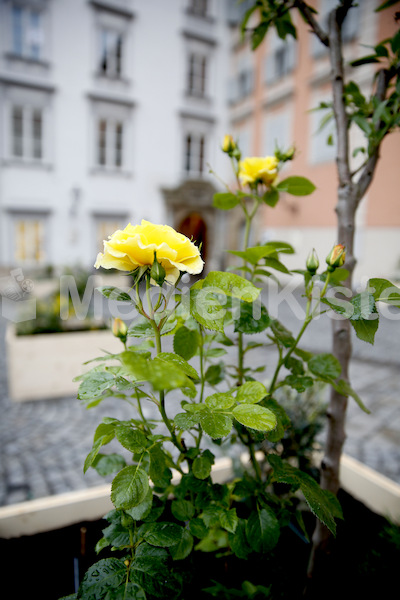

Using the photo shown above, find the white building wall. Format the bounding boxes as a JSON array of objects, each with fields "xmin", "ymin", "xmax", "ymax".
[{"xmin": 0, "ymin": 0, "xmax": 231, "ymax": 272}]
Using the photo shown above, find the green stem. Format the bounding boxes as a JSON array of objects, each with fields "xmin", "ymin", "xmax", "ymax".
[
  {"xmin": 248, "ymin": 440, "xmax": 262, "ymax": 482},
  {"xmin": 268, "ymin": 272, "xmax": 332, "ymax": 394}
]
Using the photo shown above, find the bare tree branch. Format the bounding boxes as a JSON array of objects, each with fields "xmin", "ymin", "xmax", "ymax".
[
  {"xmin": 328, "ymin": 7, "xmax": 352, "ymax": 186},
  {"xmin": 356, "ymin": 68, "xmax": 392, "ymax": 202},
  {"xmin": 294, "ymin": 0, "xmax": 330, "ymax": 46}
]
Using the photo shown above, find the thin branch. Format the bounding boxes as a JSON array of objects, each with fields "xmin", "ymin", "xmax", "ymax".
[
  {"xmin": 356, "ymin": 68, "xmax": 392, "ymax": 202},
  {"xmin": 329, "ymin": 8, "xmax": 352, "ymax": 185},
  {"xmin": 294, "ymin": 0, "xmax": 329, "ymax": 46}
]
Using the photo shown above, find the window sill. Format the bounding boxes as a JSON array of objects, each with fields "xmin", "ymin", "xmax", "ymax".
[
  {"xmin": 90, "ymin": 167, "xmax": 132, "ymax": 177},
  {"xmin": 2, "ymin": 158, "xmax": 52, "ymax": 170},
  {"xmin": 94, "ymin": 71, "xmax": 130, "ymax": 84},
  {"xmin": 185, "ymin": 9, "xmax": 215, "ymax": 24},
  {"xmin": 5, "ymin": 53, "xmax": 50, "ymax": 69},
  {"xmin": 185, "ymin": 91, "xmax": 212, "ymax": 102}
]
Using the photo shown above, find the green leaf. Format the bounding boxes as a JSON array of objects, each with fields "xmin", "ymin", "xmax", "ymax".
[
  {"xmin": 84, "ymin": 430, "xmax": 115, "ymax": 474},
  {"xmin": 199, "ymin": 409, "xmax": 233, "ymax": 439},
  {"xmin": 213, "ymin": 192, "xmax": 240, "ymax": 210},
  {"xmin": 229, "ymin": 245, "xmax": 285, "ymax": 265},
  {"xmin": 264, "ymin": 397, "xmax": 291, "ymax": 443},
  {"xmin": 149, "ymin": 444, "xmax": 172, "ymax": 487},
  {"xmin": 236, "ymin": 381, "xmax": 268, "ymax": 404},
  {"xmin": 193, "ymin": 271, "xmax": 261, "ymax": 303},
  {"xmin": 92, "ymin": 453, "xmax": 126, "ymax": 477},
  {"xmin": 120, "ymin": 352, "xmax": 196, "ymax": 394},
  {"xmin": 246, "ymin": 508, "xmax": 280, "ymax": 553},
  {"xmin": 96, "ymin": 286, "xmax": 134, "ymax": 303},
  {"xmin": 229, "ymin": 520, "xmax": 253, "ymax": 559},
  {"xmin": 276, "ymin": 176, "xmax": 316, "ymax": 196},
  {"xmin": 115, "ymin": 425, "xmax": 147, "ymax": 454},
  {"xmin": 368, "ymin": 278, "xmax": 400, "ymax": 306},
  {"xmin": 350, "ymin": 292, "xmax": 376, "ymax": 320},
  {"xmin": 112, "ymin": 583, "xmax": 146, "ymax": 600},
  {"xmin": 190, "ymin": 288, "xmax": 226, "ymax": 332},
  {"xmin": 131, "ymin": 547, "xmax": 180, "ymax": 598},
  {"xmin": 220, "ymin": 508, "xmax": 238, "ymax": 534},
  {"xmin": 192, "ymin": 455, "xmax": 213, "ymax": 480},
  {"xmin": 270, "ymin": 319, "xmax": 296, "ymax": 347},
  {"xmin": 189, "ymin": 517, "xmax": 208, "ymax": 539},
  {"xmin": 308, "ymin": 353, "xmax": 341, "ymax": 382},
  {"xmin": 233, "ymin": 300, "xmax": 271, "ymax": 334},
  {"xmin": 173, "ymin": 326, "xmax": 200, "ymax": 360},
  {"xmin": 111, "ymin": 465, "xmax": 149, "ymax": 509},
  {"xmin": 156, "ymin": 352, "xmax": 199, "ymax": 380},
  {"xmin": 174, "ymin": 411, "xmax": 201, "ymax": 431},
  {"xmin": 126, "ymin": 489, "xmax": 153, "ymax": 521},
  {"xmin": 268, "ymin": 455, "xmax": 342, "ymax": 535},
  {"xmin": 332, "ymin": 379, "xmax": 371, "ymax": 414},
  {"xmin": 78, "ymin": 558, "xmax": 126, "ymax": 599},
  {"xmin": 350, "ymin": 316, "xmax": 379, "ymax": 345},
  {"xmin": 171, "ymin": 499, "xmax": 195, "ymax": 521},
  {"xmin": 169, "ymin": 528, "xmax": 194, "ymax": 561},
  {"xmin": 283, "ymin": 374, "xmax": 314, "ymax": 392},
  {"xmin": 78, "ymin": 371, "xmax": 115, "ymax": 401},
  {"xmin": 205, "ymin": 392, "xmax": 236, "ymax": 410},
  {"xmin": 232, "ymin": 404, "xmax": 277, "ymax": 432},
  {"xmin": 127, "ymin": 317, "xmax": 154, "ymax": 338},
  {"xmin": 144, "ymin": 522, "xmax": 185, "ymax": 547},
  {"xmin": 262, "ymin": 187, "xmax": 280, "ymax": 207},
  {"xmin": 204, "ymin": 362, "xmax": 226, "ymax": 385}
]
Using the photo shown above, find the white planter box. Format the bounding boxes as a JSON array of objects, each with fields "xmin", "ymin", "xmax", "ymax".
[
  {"xmin": 0, "ymin": 453, "xmax": 399, "ymax": 540},
  {"xmin": 5, "ymin": 325, "xmax": 122, "ymax": 402}
]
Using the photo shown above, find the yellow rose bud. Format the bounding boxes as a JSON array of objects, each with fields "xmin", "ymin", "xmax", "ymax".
[
  {"xmin": 222, "ymin": 134, "xmax": 235, "ymax": 153},
  {"xmin": 326, "ymin": 244, "xmax": 346, "ymax": 271},
  {"xmin": 306, "ymin": 248, "xmax": 319, "ymax": 275},
  {"xmin": 94, "ymin": 220, "xmax": 204, "ymax": 285},
  {"xmin": 238, "ymin": 156, "xmax": 279, "ymax": 187},
  {"xmin": 112, "ymin": 318, "xmax": 127, "ymax": 341}
]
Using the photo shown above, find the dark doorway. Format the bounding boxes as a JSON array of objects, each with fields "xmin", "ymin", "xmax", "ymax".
[{"xmin": 177, "ymin": 213, "xmax": 207, "ymax": 261}]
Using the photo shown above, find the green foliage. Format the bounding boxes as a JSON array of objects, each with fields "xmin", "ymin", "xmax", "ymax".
[{"xmin": 62, "ymin": 102, "xmax": 400, "ymax": 597}]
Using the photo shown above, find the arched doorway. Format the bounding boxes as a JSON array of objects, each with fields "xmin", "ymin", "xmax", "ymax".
[{"xmin": 177, "ymin": 212, "xmax": 207, "ymax": 262}]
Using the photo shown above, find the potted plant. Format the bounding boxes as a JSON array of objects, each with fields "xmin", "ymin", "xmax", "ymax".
[{"xmin": 51, "ymin": 138, "xmax": 400, "ymax": 599}]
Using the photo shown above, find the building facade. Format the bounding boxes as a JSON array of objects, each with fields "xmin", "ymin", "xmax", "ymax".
[
  {"xmin": 227, "ymin": 0, "xmax": 400, "ymax": 283},
  {"xmin": 0, "ymin": 0, "xmax": 232, "ymax": 276},
  {"xmin": 0, "ymin": 0, "xmax": 399, "ymax": 285}
]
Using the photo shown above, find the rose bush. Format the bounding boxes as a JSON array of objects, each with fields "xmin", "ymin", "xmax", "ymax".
[
  {"xmin": 94, "ymin": 219, "xmax": 204, "ymax": 284},
  {"xmin": 61, "ymin": 137, "xmax": 400, "ymax": 600}
]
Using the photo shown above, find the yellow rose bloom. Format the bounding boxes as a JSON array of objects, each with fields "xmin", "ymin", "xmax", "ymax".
[
  {"xmin": 238, "ymin": 156, "xmax": 279, "ymax": 186},
  {"xmin": 94, "ymin": 220, "xmax": 204, "ymax": 284}
]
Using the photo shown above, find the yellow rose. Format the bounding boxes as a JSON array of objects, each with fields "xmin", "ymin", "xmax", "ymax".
[
  {"xmin": 94, "ymin": 220, "xmax": 204, "ymax": 284},
  {"xmin": 222, "ymin": 134, "xmax": 236, "ymax": 154},
  {"xmin": 238, "ymin": 156, "xmax": 279, "ymax": 186}
]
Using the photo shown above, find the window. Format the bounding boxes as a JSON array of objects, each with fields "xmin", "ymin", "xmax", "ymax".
[
  {"xmin": 187, "ymin": 53, "xmax": 207, "ymax": 96},
  {"xmin": 184, "ymin": 133, "xmax": 206, "ymax": 176},
  {"xmin": 265, "ymin": 37, "xmax": 296, "ymax": 84},
  {"xmin": 10, "ymin": 104, "xmax": 44, "ymax": 161},
  {"xmin": 96, "ymin": 119, "xmax": 124, "ymax": 169},
  {"xmin": 11, "ymin": 4, "xmax": 44, "ymax": 60},
  {"xmin": 96, "ymin": 217, "xmax": 126, "ymax": 251},
  {"xmin": 188, "ymin": 0, "xmax": 208, "ymax": 17},
  {"xmin": 14, "ymin": 217, "xmax": 46, "ymax": 264},
  {"xmin": 99, "ymin": 28, "xmax": 123, "ymax": 77}
]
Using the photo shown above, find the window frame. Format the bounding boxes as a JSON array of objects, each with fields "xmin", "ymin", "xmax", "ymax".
[{"xmin": 10, "ymin": 2, "xmax": 46, "ymax": 62}]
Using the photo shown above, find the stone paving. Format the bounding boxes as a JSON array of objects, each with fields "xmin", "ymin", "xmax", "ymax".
[{"xmin": 0, "ymin": 286, "xmax": 399, "ymax": 507}]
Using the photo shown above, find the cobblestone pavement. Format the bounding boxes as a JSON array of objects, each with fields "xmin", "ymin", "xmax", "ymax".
[{"xmin": 1, "ymin": 287, "xmax": 399, "ymax": 507}]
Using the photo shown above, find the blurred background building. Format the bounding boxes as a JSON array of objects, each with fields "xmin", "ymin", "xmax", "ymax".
[
  {"xmin": 227, "ymin": 0, "xmax": 400, "ymax": 283},
  {"xmin": 0, "ymin": 0, "xmax": 399, "ymax": 283}
]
